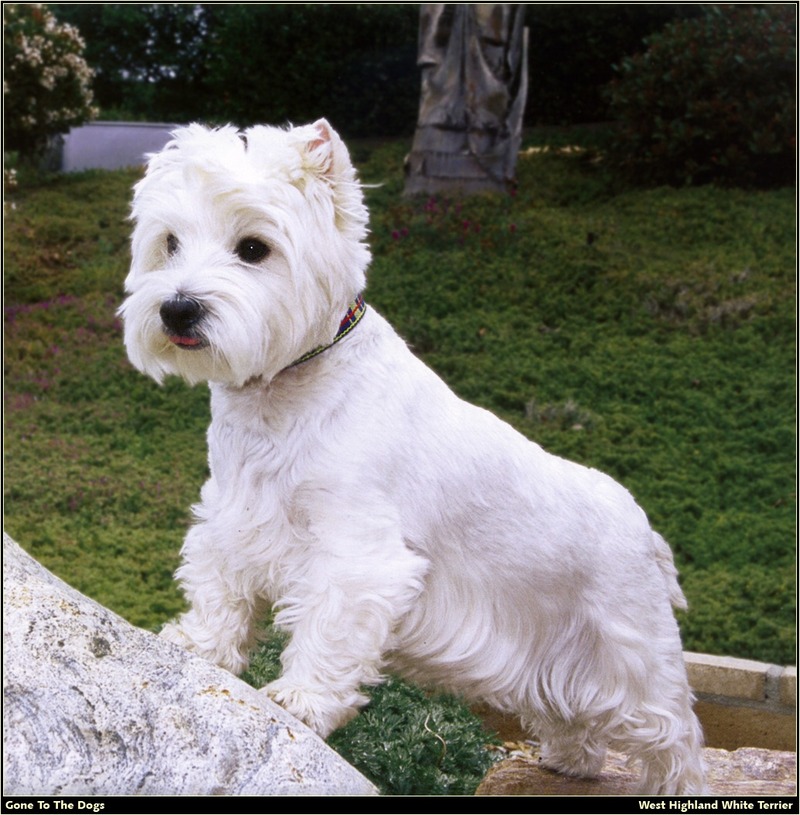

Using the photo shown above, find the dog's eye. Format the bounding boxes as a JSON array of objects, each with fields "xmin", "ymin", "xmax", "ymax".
[
  {"xmin": 235, "ymin": 237, "xmax": 270, "ymax": 264},
  {"xmin": 166, "ymin": 233, "xmax": 179, "ymax": 255}
]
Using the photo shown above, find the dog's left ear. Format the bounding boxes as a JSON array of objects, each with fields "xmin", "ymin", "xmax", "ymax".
[
  {"xmin": 290, "ymin": 119, "xmax": 367, "ymax": 240},
  {"xmin": 301, "ymin": 119, "xmax": 354, "ymax": 182}
]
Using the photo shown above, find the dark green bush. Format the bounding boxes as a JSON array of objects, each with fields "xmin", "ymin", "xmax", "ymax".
[
  {"xmin": 51, "ymin": 3, "xmax": 420, "ymax": 138},
  {"xmin": 327, "ymin": 677, "xmax": 499, "ymax": 796},
  {"xmin": 605, "ymin": 5, "xmax": 796, "ymax": 188},
  {"xmin": 524, "ymin": 4, "xmax": 697, "ymax": 126},
  {"xmin": 239, "ymin": 630, "xmax": 499, "ymax": 796}
]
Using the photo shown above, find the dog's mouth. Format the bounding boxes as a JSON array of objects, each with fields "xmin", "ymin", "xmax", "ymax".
[{"xmin": 166, "ymin": 333, "xmax": 207, "ymax": 350}]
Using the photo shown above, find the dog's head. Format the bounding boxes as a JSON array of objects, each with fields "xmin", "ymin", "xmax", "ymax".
[{"xmin": 118, "ymin": 120, "xmax": 370, "ymax": 387}]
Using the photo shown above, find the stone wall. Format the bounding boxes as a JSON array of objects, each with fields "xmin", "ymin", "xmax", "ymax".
[{"xmin": 685, "ymin": 651, "xmax": 796, "ymax": 752}]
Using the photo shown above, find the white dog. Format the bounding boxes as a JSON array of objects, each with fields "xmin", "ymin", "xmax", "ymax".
[{"xmin": 119, "ymin": 120, "xmax": 706, "ymax": 794}]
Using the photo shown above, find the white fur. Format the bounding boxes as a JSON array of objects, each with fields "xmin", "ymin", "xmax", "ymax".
[{"xmin": 119, "ymin": 120, "xmax": 706, "ymax": 794}]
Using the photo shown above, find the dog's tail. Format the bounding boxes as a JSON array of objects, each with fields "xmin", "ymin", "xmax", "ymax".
[{"xmin": 653, "ymin": 532, "xmax": 688, "ymax": 611}]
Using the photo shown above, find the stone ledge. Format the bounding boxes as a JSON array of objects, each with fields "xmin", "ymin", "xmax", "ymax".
[
  {"xmin": 476, "ymin": 747, "xmax": 797, "ymax": 796},
  {"xmin": 694, "ymin": 701, "xmax": 795, "ymax": 754},
  {"xmin": 684, "ymin": 651, "xmax": 770, "ymax": 702},
  {"xmin": 684, "ymin": 651, "xmax": 797, "ymax": 711}
]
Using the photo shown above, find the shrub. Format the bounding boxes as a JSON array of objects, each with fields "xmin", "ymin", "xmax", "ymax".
[
  {"xmin": 47, "ymin": 4, "xmax": 214, "ymax": 126},
  {"xmin": 605, "ymin": 5, "xmax": 796, "ymax": 187},
  {"xmin": 524, "ymin": 4, "xmax": 698, "ymax": 126},
  {"xmin": 3, "ymin": 3, "xmax": 97, "ymax": 157},
  {"xmin": 47, "ymin": 5, "xmax": 711, "ymax": 135},
  {"xmin": 202, "ymin": 4, "xmax": 419, "ymax": 136},
  {"xmin": 328, "ymin": 677, "xmax": 499, "ymax": 796}
]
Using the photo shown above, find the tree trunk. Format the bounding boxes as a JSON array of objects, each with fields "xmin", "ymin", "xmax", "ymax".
[{"xmin": 404, "ymin": 4, "xmax": 528, "ymax": 196}]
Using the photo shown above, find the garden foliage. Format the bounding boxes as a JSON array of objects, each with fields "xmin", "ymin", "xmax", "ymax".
[
  {"xmin": 327, "ymin": 678, "xmax": 499, "ymax": 796},
  {"xmin": 50, "ymin": 3, "xmax": 420, "ymax": 136},
  {"xmin": 524, "ymin": 4, "xmax": 698, "ymax": 126},
  {"xmin": 605, "ymin": 5, "xmax": 796, "ymax": 187},
  {"xmin": 49, "ymin": 4, "xmax": 702, "ymax": 135},
  {"xmin": 3, "ymin": 3, "xmax": 97, "ymax": 156}
]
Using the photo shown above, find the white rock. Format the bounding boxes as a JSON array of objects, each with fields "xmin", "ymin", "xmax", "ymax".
[{"xmin": 2, "ymin": 533, "xmax": 377, "ymax": 796}]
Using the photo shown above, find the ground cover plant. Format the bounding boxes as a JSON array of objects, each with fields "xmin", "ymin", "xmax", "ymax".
[{"xmin": 4, "ymin": 130, "xmax": 795, "ymax": 794}]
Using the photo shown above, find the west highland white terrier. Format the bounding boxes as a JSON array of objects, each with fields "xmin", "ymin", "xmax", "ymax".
[{"xmin": 119, "ymin": 120, "xmax": 706, "ymax": 794}]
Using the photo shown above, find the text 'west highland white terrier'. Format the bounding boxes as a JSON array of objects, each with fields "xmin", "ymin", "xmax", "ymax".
[{"xmin": 119, "ymin": 119, "xmax": 706, "ymax": 794}]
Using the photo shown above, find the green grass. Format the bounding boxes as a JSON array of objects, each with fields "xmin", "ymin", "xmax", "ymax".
[{"xmin": 3, "ymin": 132, "xmax": 795, "ymax": 793}]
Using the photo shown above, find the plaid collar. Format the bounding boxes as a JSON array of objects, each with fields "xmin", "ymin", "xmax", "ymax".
[{"xmin": 289, "ymin": 293, "xmax": 367, "ymax": 368}]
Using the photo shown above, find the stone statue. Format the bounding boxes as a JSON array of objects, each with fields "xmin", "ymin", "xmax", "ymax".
[{"xmin": 404, "ymin": 4, "xmax": 528, "ymax": 196}]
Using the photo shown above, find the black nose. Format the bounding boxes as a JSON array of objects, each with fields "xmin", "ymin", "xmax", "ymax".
[{"xmin": 160, "ymin": 295, "xmax": 204, "ymax": 335}]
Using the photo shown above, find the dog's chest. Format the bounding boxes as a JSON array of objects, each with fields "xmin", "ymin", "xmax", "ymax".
[
  {"xmin": 207, "ymin": 414, "xmax": 309, "ymax": 497},
  {"xmin": 204, "ymin": 378, "xmax": 338, "ymax": 519}
]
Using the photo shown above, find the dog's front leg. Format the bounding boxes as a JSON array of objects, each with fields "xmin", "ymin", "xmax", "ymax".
[
  {"xmin": 160, "ymin": 522, "xmax": 265, "ymax": 676},
  {"xmin": 265, "ymin": 534, "xmax": 428, "ymax": 738}
]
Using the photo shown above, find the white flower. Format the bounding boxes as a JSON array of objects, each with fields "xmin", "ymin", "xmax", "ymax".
[{"xmin": 4, "ymin": 2, "xmax": 96, "ymax": 150}]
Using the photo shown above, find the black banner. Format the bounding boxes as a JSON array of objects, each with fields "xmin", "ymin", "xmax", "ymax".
[{"xmin": 2, "ymin": 796, "xmax": 799, "ymax": 813}]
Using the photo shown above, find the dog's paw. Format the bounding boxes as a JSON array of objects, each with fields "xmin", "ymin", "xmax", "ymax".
[
  {"xmin": 159, "ymin": 620, "xmax": 249, "ymax": 675},
  {"xmin": 159, "ymin": 621, "xmax": 194, "ymax": 649},
  {"xmin": 263, "ymin": 679, "xmax": 361, "ymax": 738},
  {"xmin": 540, "ymin": 738, "xmax": 607, "ymax": 779}
]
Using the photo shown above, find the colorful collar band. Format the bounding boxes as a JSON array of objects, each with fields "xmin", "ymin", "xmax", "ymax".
[{"xmin": 289, "ymin": 294, "xmax": 367, "ymax": 368}]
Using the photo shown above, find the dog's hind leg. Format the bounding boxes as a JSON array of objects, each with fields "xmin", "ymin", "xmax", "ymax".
[
  {"xmin": 532, "ymin": 692, "xmax": 706, "ymax": 794},
  {"xmin": 588, "ymin": 638, "xmax": 708, "ymax": 794},
  {"xmin": 519, "ymin": 606, "xmax": 706, "ymax": 794},
  {"xmin": 621, "ymin": 693, "xmax": 707, "ymax": 795}
]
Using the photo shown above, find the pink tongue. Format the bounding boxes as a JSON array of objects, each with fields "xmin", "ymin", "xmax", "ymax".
[{"xmin": 170, "ymin": 336, "xmax": 201, "ymax": 347}]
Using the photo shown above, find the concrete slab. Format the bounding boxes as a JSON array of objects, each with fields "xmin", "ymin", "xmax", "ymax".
[{"xmin": 61, "ymin": 121, "xmax": 181, "ymax": 172}]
